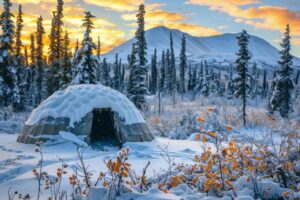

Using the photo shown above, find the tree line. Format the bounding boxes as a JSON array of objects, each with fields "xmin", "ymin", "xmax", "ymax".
[{"xmin": 0, "ymin": 0, "xmax": 298, "ymax": 124}]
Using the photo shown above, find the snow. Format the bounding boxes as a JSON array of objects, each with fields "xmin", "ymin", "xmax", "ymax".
[
  {"xmin": 25, "ymin": 84, "xmax": 145, "ymax": 127},
  {"xmin": 103, "ymin": 26, "xmax": 300, "ymax": 68},
  {"xmin": 59, "ymin": 131, "xmax": 88, "ymax": 147}
]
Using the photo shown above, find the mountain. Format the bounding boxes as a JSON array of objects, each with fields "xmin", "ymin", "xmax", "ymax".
[{"xmin": 103, "ymin": 26, "xmax": 300, "ymax": 68}]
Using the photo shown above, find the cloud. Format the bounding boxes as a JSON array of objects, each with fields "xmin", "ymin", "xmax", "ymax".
[
  {"xmin": 83, "ymin": 0, "xmax": 144, "ymax": 12},
  {"xmin": 11, "ymin": 0, "xmax": 74, "ymax": 4},
  {"xmin": 122, "ymin": 8, "xmax": 220, "ymax": 37},
  {"xmin": 186, "ymin": 0, "xmax": 300, "ymax": 36}
]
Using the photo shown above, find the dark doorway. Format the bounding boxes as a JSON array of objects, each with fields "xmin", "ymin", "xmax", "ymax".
[{"xmin": 90, "ymin": 109, "xmax": 119, "ymax": 147}]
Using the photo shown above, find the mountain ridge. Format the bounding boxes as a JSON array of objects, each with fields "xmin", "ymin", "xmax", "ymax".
[{"xmin": 103, "ymin": 26, "xmax": 300, "ymax": 68}]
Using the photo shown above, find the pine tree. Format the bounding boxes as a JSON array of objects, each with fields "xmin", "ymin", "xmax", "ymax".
[
  {"xmin": 15, "ymin": 4, "xmax": 24, "ymax": 66},
  {"xmin": 72, "ymin": 11, "xmax": 98, "ymax": 84},
  {"xmin": 48, "ymin": 14, "xmax": 56, "ymax": 64},
  {"xmin": 55, "ymin": 0, "xmax": 64, "ymax": 60},
  {"xmin": 0, "ymin": 0, "xmax": 20, "ymax": 110},
  {"xmin": 35, "ymin": 16, "xmax": 46, "ymax": 106},
  {"xmin": 270, "ymin": 25, "xmax": 294, "ymax": 117},
  {"xmin": 135, "ymin": 3, "xmax": 147, "ymax": 67},
  {"xmin": 149, "ymin": 48, "xmax": 158, "ymax": 94},
  {"xmin": 127, "ymin": 4, "xmax": 148, "ymax": 109},
  {"xmin": 234, "ymin": 30, "xmax": 251, "ymax": 126},
  {"xmin": 61, "ymin": 30, "xmax": 72, "ymax": 87},
  {"xmin": 170, "ymin": 32, "xmax": 177, "ymax": 105},
  {"xmin": 74, "ymin": 38, "xmax": 79, "ymax": 57},
  {"xmin": 24, "ymin": 46, "xmax": 29, "ymax": 67},
  {"xmin": 294, "ymin": 69, "xmax": 299, "ymax": 86},
  {"xmin": 30, "ymin": 34, "xmax": 36, "ymax": 65},
  {"xmin": 100, "ymin": 58, "xmax": 110, "ymax": 86},
  {"xmin": 28, "ymin": 34, "xmax": 36, "ymax": 106},
  {"xmin": 179, "ymin": 34, "xmax": 187, "ymax": 98},
  {"xmin": 261, "ymin": 69, "xmax": 268, "ymax": 98},
  {"xmin": 97, "ymin": 36, "xmax": 101, "ymax": 58},
  {"xmin": 187, "ymin": 62, "xmax": 192, "ymax": 91},
  {"xmin": 113, "ymin": 54, "xmax": 121, "ymax": 90},
  {"xmin": 160, "ymin": 50, "xmax": 165, "ymax": 92}
]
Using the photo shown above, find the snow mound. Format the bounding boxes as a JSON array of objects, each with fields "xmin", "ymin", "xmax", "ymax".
[
  {"xmin": 25, "ymin": 84, "xmax": 145, "ymax": 127},
  {"xmin": 59, "ymin": 131, "xmax": 88, "ymax": 147}
]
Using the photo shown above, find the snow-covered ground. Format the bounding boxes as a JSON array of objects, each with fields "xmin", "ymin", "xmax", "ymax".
[{"xmin": 0, "ymin": 132, "xmax": 209, "ymax": 199}]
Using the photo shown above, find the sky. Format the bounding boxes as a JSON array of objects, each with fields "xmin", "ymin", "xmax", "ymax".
[{"xmin": 2, "ymin": 0, "xmax": 300, "ymax": 57}]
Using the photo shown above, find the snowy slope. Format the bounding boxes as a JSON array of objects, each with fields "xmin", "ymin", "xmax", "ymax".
[{"xmin": 103, "ymin": 26, "xmax": 300, "ymax": 68}]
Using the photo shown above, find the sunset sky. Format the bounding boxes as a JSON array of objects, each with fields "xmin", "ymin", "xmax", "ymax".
[{"xmin": 3, "ymin": 0, "xmax": 300, "ymax": 57}]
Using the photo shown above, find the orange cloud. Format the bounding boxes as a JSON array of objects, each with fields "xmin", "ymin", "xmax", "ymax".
[
  {"xmin": 84, "ymin": 0, "xmax": 143, "ymax": 12},
  {"xmin": 12, "ymin": 0, "xmax": 74, "ymax": 4},
  {"xmin": 186, "ymin": 0, "xmax": 300, "ymax": 36},
  {"xmin": 122, "ymin": 8, "xmax": 220, "ymax": 37}
]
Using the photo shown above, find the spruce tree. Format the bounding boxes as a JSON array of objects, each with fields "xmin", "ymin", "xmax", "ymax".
[
  {"xmin": 0, "ymin": 0, "xmax": 20, "ymax": 110},
  {"xmin": 149, "ymin": 48, "xmax": 158, "ymax": 94},
  {"xmin": 24, "ymin": 46, "xmax": 29, "ymax": 67},
  {"xmin": 35, "ymin": 16, "xmax": 46, "ymax": 106},
  {"xmin": 127, "ymin": 4, "xmax": 148, "ymax": 109},
  {"xmin": 179, "ymin": 34, "xmax": 187, "ymax": 98},
  {"xmin": 294, "ymin": 69, "xmax": 299, "ymax": 86},
  {"xmin": 234, "ymin": 30, "xmax": 251, "ymax": 126},
  {"xmin": 97, "ymin": 36, "xmax": 101, "ymax": 58},
  {"xmin": 15, "ymin": 4, "xmax": 23, "ymax": 66},
  {"xmin": 113, "ymin": 54, "xmax": 121, "ymax": 90},
  {"xmin": 187, "ymin": 62, "xmax": 193, "ymax": 91},
  {"xmin": 61, "ymin": 30, "xmax": 72, "ymax": 87},
  {"xmin": 100, "ymin": 58, "xmax": 110, "ymax": 86},
  {"xmin": 270, "ymin": 25, "xmax": 294, "ymax": 117},
  {"xmin": 261, "ymin": 69, "xmax": 268, "ymax": 98},
  {"xmin": 72, "ymin": 11, "xmax": 98, "ymax": 84},
  {"xmin": 30, "ymin": 34, "xmax": 36, "ymax": 65},
  {"xmin": 170, "ymin": 32, "xmax": 177, "ymax": 104},
  {"xmin": 160, "ymin": 50, "xmax": 165, "ymax": 93}
]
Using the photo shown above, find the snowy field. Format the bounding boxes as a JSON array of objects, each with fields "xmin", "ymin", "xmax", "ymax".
[{"xmin": 0, "ymin": 132, "xmax": 211, "ymax": 199}]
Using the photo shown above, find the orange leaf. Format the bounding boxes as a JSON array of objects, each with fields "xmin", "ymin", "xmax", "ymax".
[{"xmin": 195, "ymin": 134, "xmax": 201, "ymax": 141}]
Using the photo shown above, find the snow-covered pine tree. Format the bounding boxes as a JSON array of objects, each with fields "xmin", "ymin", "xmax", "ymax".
[
  {"xmin": 72, "ymin": 11, "xmax": 98, "ymax": 84},
  {"xmin": 0, "ymin": 0, "xmax": 20, "ymax": 111},
  {"xmin": 74, "ymin": 38, "xmax": 79, "ymax": 57},
  {"xmin": 234, "ymin": 30, "xmax": 251, "ymax": 126},
  {"xmin": 127, "ymin": 4, "xmax": 148, "ymax": 109},
  {"xmin": 261, "ymin": 69, "xmax": 268, "ymax": 98},
  {"xmin": 61, "ymin": 30, "xmax": 72, "ymax": 87},
  {"xmin": 15, "ymin": 4, "xmax": 24, "ymax": 66},
  {"xmin": 250, "ymin": 61, "xmax": 259, "ymax": 99},
  {"xmin": 227, "ymin": 66, "xmax": 234, "ymax": 99},
  {"xmin": 270, "ymin": 25, "xmax": 294, "ymax": 118},
  {"xmin": 113, "ymin": 54, "xmax": 121, "ymax": 90},
  {"xmin": 170, "ymin": 32, "xmax": 177, "ymax": 105},
  {"xmin": 120, "ymin": 64, "xmax": 125, "ymax": 92},
  {"xmin": 55, "ymin": 0, "xmax": 64, "ymax": 60},
  {"xmin": 187, "ymin": 62, "xmax": 193, "ymax": 91},
  {"xmin": 135, "ymin": 3, "xmax": 147, "ymax": 67},
  {"xmin": 149, "ymin": 48, "xmax": 158, "ymax": 94},
  {"xmin": 100, "ymin": 58, "xmax": 110, "ymax": 86},
  {"xmin": 30, "ymin": 34, "xmax": 36, "ymax": 65},
  {"xmin": 201, "ymin": 61, "xmax": 210, "ymax": 96},
  {"xmin": 179, "ymin": 34, "xmax": 187, "ymax": 98},
  {"xmin": 28, "ymin": 33, "xmax": 36, "ymax": 106},
  {"xmin": 160, "ymin": 50, "xmax": 165, "ymax": 93},
  {"xmin": 14, "ymin": 4, "xmax": 27, "ymax": 111},
  {"xmin": 294, "ymin": 69, "xmax": 299, "ymax": 86},
  {"xmin": 34, "ymin": 16, "xmax": 46, "ymax": 106},
  {"xmin": 192, "ymin": 64, "xmax": 197, "ymax": 90}
]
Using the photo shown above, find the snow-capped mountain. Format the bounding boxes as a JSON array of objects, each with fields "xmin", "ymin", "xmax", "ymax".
[{"xmin": 103, "ymin": 26, "xmax": 300, "ymax": 68}]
